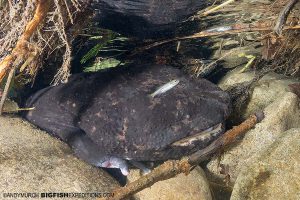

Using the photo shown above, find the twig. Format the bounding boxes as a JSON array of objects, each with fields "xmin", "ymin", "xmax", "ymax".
[
  {"xmin": 189, "ymin": 111, "xmax": 264, "ymax": 164},
  {"xmin": 2, "ymin": 107, "xmax": 35, "ymax": 114},
  {"xmin": 273, "ymin": 0, "xmax": 299, "ymax": 35},
  {"xmin": 107, "ymin": 111, "xmax": 265, "ymax": 200},
  {"xmin": 202, "ymin": 0, "xmax": 236, "ymax": 16},
  {"xmin": 0, "ymin": 0, "xmax": 51, "ymax": 83},
  {"xmin": 0, "ymin": 66, "xmax": 16, "ymax": 115},
  {"xmin": 63, "ymin": 0, "xmax": 74, "ymax": 24},
  {"xmin": 131, "ymin": 24, "xmax": 300, "ymax": 55}
]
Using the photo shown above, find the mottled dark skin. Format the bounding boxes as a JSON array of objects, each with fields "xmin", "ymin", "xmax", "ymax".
[
  {"xmin": 90, "ymin": 0, "xmax": 207, "ymax": 38},
  {"xmin": 25, "ymin": 65, "xmax": 231, "ymax": 170}
]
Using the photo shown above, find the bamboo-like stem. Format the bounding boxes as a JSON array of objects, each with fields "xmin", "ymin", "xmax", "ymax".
[
  {"xmin": 131, "ymin": 24, "xmax": 300, "ymax": 55},
  {"xmin": 202, "ymin": 0, "xmax": 236, "ymax": 16},
  {"xmin": 0, "ymin": 67, "xmax": 15, "ymax": 115}
]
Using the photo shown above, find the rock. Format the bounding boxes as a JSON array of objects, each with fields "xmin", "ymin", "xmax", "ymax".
[
  {"xmin": 211, "ymin": 42, "xmax": 261, "ymax": 69},
  {"xmin": 2, "ymin": 99, "xmax": 19, "ymax": 113},
  {"xmin": 205, "ymin": 92, "xmax": 300, "ymax": 185},
  {"xmin": 219, "ymin": 68, "xmax": 299, "ymax": 120},
  {"xmin": 231, "ymin": 128, "xmax": 300, "ymax": 200},
  {"xmin": 218, "ymin": 66, "xmax": 256, "ymax": 88},
  {"xmin": 128, "ymin": 166, "xmax": 212, "ymax": 200},
  {"xmin": 0, "ymin": 116, "xmax": 119, "ymax": 194},
  {"xmin": 209, "ymin": 182, "xmax": 232, "ymax": 200}
]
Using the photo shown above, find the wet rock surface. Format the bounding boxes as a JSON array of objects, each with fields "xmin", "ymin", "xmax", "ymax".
[
  {"xmin": 0, "ymin": 116, "xmax": 119, "ymax": 194},
  {"xmin": 219, "ymin": 68, "xmax": 299, "ymax": 121},
  {"xmin": 231, "ymin": 128, "xmax": 300, "ymax": 200},
  {"xmin": 128, "ymin": 166, "xmax": 212, "ymax": 200},
  {"xmin": 203, "ymin": 67, "xmax": 300, "ymax": 199},
  {"xmin": 206, "ymin": 92, "xmax": 300, "ymax": 185},
  {"xmin": 210, "ymin": 39, "xmax": 262, "ymax": 70}
]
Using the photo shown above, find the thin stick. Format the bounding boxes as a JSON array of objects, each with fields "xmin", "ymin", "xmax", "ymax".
[
  {"xmin": 188, "ymin": 111, "xmax": 264, "ymax": 164},
  {"xmin": 2, "ymin": 107, "xmax": 35, "ymax": 114},
  {"xmin": 108, "ymin": 111, "xmax": 264, "ymax": 200},
  {"xmin": 109, "ymin": 160, "xmax": 192, "ymax": 200},
  {"xmin": 273, "ymin": 0, "xmax": 299, "ymax": 35},
  {"xmin": 0, "ymin": 67, "xmax": 16, "ymax": 115},
  {"xmin": 202, "ymin": 0, "xmax": 236, "ymax": 16},
  {"xmin": 131, "ymin": 24, "xmax": 300, "ymax": 55}
]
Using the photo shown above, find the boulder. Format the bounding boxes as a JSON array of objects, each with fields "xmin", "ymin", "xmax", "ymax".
[
  {"xmin": 128, "ymin": 166, "xmax": 212, "ymax": 200},
  {"xmin": 206, "ymin": 92, "xmax": 300, "ymax": 185},
  {"xmin": 211, "ymin": 41, "xmax": 261, "ymax": 69},
  {"xmin": 219, "ymin": 68, "xmax": 299, "ymax": 120},
  {"xmin": 231, "ymin": 128, "xmax": 300, "ymax": 200},
  {"xmin": 0, "ymin": 116, "xmax": 119, "ymax": 194}
]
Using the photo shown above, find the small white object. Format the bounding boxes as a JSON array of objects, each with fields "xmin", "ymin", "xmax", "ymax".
[
  {"xmin": 206, "ymin": 26, "xmax": 232, "ymax": 32},
  {"xmin": 150, "ymin": 79, "xmax": 180, "ymax": 98}
]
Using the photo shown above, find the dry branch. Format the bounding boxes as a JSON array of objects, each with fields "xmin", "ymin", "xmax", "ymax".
[
  {"xmin": 131, "ymin": 24, "xmax": 300, "ymax": 55},
  {"xmin": 0, "ymin": 66, "xmax": 16, "ymax": 115},
  {"xmin": 273, "ymin": 0, "xmax": 299, "ymax": 35},
  {"xmin": 107, "ymin": 111, "xmax": 265, "ymax": 200}
]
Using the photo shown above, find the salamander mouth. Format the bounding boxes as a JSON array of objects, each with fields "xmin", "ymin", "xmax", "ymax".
[{"xmin": 171, "ymin": 123, "xmax": 224, "ymax": 147}]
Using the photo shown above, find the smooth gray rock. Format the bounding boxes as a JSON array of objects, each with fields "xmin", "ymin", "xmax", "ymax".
[
  {"xmin": 211, "ymin": 42, "xmax": 261, "ymax": 69},
  {"xmin": 0, "ymin": 116, "xmax": 119, "ymax": 195},
  {"xmin": 231, "ymin": 128, "xmax": 300, "ymax": 200},
  {"xmin": 128, "ymin": 166, "xmax": 212, "ymax": 200},
  {"xmin": 206, "ymin": 92, "xmax": 300, "ymax": 185},
  {"xmin": 219, "ymin": 68, "xmax": 299, "ymax": 120}
]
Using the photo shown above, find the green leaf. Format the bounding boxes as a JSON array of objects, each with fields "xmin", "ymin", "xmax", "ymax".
[
  {"xmin": 80, "ymin": 43, "xmax": 106, "ymax": 64},
  {"xmin": 80, "ymin": 29, "xmax": 129, "ymax": 65},
  {"xmin": 84, "ymin": 58, "xmax": 122, "ymax": 72}
]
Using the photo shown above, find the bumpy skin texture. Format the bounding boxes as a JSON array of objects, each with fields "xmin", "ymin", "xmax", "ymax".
[
  {"xmin": 25, "ymin": 65, "xmax": 231, "ymax": 161},
  {"xmin": 90, "ymin": 0, "xmax": 206, "ymax": 38}
]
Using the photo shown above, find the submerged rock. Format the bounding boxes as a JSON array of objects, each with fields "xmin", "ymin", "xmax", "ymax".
[
  {"xmin": 219, "ymin": 68, "xmax": 299, "ymax": 121},
  {"xmin": 231, "ymin": 128, "xmax": 300, "ymax": 200},
  {"xmin": 206, "ymin": 92, "xmax": 300, "ymax": 185},
  {"xmin": 0, "ymin": 116, "xmax": 119, "ymax": 194},
  {"xmin": 25, "ymin": 64, "xmax": 231, "ymax": 174},
  {"xmin": 204, "ymin": 69, "xmax": 300, "ymax": 198},
  {"xmin": 128, "ymin": 166, "xmax": 212, "ymax": 200}
]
